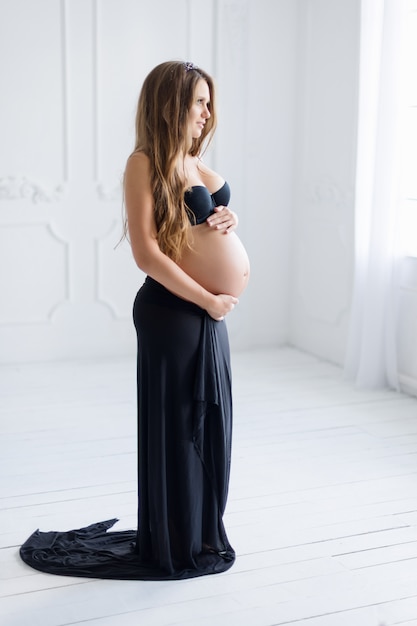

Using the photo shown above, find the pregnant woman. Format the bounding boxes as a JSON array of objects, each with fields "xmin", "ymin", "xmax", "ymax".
[{"xmin": 20, "ymin": 61, "xmax": 249, "ymax": 580}]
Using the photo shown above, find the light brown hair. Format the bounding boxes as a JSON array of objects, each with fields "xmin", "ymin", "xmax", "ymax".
[{"xmin": 126, "ymin": 61, "xmax": 217, "ymax": 261}]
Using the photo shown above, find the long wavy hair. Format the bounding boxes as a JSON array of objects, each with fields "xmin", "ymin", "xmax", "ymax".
[{"xmin": 125, "ymin": 61, "xmax": 217, "ymax": 261}]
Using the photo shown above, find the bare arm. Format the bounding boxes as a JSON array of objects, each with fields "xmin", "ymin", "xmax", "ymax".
[{"xmin": 124, "ymin": 152, "xmax": 238, "ymax": 320}]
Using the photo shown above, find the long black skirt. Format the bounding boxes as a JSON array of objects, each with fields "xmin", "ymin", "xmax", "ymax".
[{"xmin": 19, "ymin": 277, "xmax": 235, "ymax": 580}]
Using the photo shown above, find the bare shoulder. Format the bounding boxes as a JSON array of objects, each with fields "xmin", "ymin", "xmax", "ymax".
[{"xmin": 125, "ymin": 151, "xmax": 151, "ymax": 177}]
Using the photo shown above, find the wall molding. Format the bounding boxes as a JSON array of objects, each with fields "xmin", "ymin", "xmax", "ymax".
[
  {"xmin": 94, "ymin": 219, "xmax": 126, "ymax": 319},
  {"xmin": 96, "ymin": 182, "xmax": 122, "ymax": 201},
  {"xmin": 0, "ymin": 176, "xmax": 65, "ymax": 203},
  {"xmin": 304, "ymin": 177, "xmax": 354, "ymax": 209},
  {"xmin": 223, "ymin": 0, "xmax": 249, "ymax": 66},
  {"xmin": 92, "ymin": 0, "xmax": 99, "ymax": 181},
  {"xmin": 60, "ymin": 0, "xmax": 70, "ymax": 181},
  {"xmin": 0, "ymin": 222, "xmax": 69, "ymax": 326}
]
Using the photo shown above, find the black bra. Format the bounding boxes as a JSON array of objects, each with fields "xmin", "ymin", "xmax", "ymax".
[{"xmin": 185, "ymin": 181, "xmax": 231, "ymax": 225}]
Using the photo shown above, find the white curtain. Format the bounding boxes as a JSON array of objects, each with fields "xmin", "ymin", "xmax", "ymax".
[{"xmin": 344, "ymin": 0, "xmax": 407, "ymax": 389}]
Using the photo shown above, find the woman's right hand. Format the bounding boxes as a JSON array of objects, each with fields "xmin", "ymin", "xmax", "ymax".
[{"xmin": 206, "ymin": 294, "xmax": 239, "ymax": 321}]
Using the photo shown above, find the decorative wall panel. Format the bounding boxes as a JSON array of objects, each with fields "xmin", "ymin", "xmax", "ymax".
[
  {"xmin": 0, "ymin": 0, "xmax": 68, "ymax": 182},
  {"xmin": 289, "ymin": 0, "xmax": 359, "ymax": 365},
  {"xmin": 0, "ymin": 177, "xmax": 65, "ymax": 203},
  {"xmin": 95, "ymin": 221, "xmax": 143, "ymax": 319},
  {"xmin": 0, "ymin": 223, "xmax": 69, "ymax": 325}
]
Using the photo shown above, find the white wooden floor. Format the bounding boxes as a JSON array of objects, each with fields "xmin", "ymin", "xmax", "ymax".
[{"xmin": 1, "ymin": 347, "xmax": 417, "ymax": 626}]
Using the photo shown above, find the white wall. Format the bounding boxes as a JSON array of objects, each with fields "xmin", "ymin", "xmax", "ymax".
[
  {"xmin": 398, "ymin": 256, "xmax": 417, "ymax": 393},
  {"xmin": 286, "ymin": 0, "xmax": 417, "ymax": 387},
  {"xmin": 0, "ymin": 0, "xmax": 298, "ymax": 363},
  {"xmin": 205, "ymin": 0, "xmax": 299, "ymax": 350},
  {"xmin": 4, "ymin": 0, "xmax": 411, "ymax": 378},
  {"xmin": 288, "ymin": 0, "xmax": 360, "ymax": 365}
]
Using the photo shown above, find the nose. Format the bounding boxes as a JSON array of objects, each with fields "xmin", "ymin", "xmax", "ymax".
[{"xmin": 202, "ymin": 104, "xmax": 210, "ymax": 119}]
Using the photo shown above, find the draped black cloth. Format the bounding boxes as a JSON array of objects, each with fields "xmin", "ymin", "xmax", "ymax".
[{"xmin": 20, "ymin": 277, "xmax": 235, "ymax": 579}]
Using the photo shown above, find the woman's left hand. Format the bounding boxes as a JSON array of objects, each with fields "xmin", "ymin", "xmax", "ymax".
[{"xmin": 206, "ymin": 206, "xmax": 238, "ymax": 233}]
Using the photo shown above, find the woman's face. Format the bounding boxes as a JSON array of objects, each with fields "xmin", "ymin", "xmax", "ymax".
[{"xmin": 187, "ymin": 78, "xmax": 211, "ymax": 140}]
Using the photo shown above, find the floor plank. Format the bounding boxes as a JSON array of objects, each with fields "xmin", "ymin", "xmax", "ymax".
[{"xmin": 1, "ymin": 347, "xmax": 417, "ymax": 625}]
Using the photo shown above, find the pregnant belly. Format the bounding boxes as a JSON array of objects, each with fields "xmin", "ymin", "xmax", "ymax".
[{"xmin": 179, "ymin": 224, "xmax": 250, "ymax": 298}]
